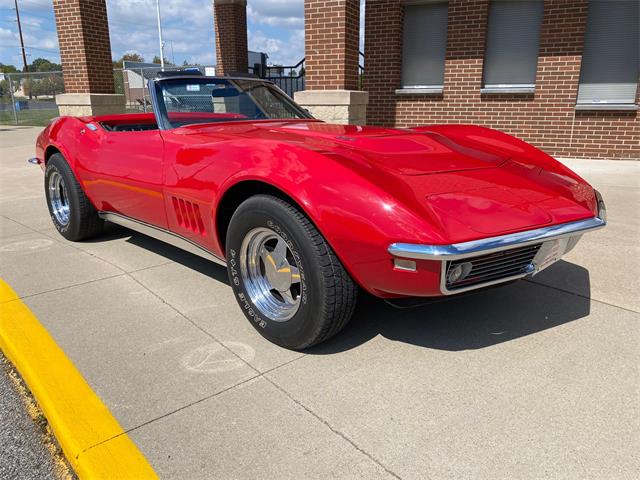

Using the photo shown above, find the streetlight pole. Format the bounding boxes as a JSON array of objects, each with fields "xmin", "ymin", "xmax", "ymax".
[{"xmin": 155, "ymin": 0, "xmax": 165, "ymax": 70}]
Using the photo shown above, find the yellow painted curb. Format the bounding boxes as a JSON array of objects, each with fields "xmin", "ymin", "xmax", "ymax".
[{"xmin": 0, "ymin": 279, "xmax": 158, "ymax": 479}]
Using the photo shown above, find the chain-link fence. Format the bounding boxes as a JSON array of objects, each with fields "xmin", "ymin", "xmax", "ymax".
[
  {"xmin": 114, "ymin": 65, "xmax": 217, "ymax": 114},
  {"xmin": 0, "ymin": 63, "xmax": 314, "ymax": 126},
  {"xmin": 0, "ymin": 71, "xmax": 65, "ymax": 126},
  {"xmin": 0, "ymin": 66, "xmax": 217, "ymax": 126}
]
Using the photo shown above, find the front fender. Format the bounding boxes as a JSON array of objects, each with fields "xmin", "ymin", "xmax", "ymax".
[
  {"xmin": 210, "ymin": 141, "xmax": 447, "ymax": 296},
  {"xmin": 39, "ymin": 117, "xmax": 88, "ymax": 169}
]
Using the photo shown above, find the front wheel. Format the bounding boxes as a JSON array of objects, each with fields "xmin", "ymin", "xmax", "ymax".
[
  {"xmin": 226, "ymin": 195, "xmax": 357, "ymax": 350},
  {"xmin": 44, "ymin": 153, "xmax": 103, "ymax": 241}
]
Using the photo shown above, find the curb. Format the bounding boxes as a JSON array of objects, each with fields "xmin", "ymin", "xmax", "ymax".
[{"xmin": 0, "ymin": 279, "xmax": 158, "ymax": 479}]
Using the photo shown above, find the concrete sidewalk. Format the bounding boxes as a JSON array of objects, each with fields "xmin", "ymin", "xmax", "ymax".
[{"xmin": 1, "ymin": 126, "xmax": 638, "ymax": 479}]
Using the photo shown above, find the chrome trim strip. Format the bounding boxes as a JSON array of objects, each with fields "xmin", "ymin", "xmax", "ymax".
[
  {"xmin": 388, "ymin": 216, "xmax": 605, "ymax": 261},
  {"xmin": 98, "ymin": 212, "xmax": 226, "ymax": 266}
]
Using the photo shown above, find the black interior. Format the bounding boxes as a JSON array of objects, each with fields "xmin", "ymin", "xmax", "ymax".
[{"xmin": 100, "ymin": 122, "xmax": 158, "ymax": 132}]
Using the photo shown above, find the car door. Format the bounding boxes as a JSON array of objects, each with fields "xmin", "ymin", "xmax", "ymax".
[
  {"xmin": 158, "ymin": 127, "xmax": 223, "ymax": 252},
  {"xmin": 79, "ymin": 127, "xmax": 168, "ymax": 228}
]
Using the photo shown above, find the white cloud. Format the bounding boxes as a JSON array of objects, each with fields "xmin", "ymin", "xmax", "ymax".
[
  {"xmin": 247, "ymin": 0, "xmax": 303, "ymax": 29},
  {"xmin": 20, "ymin": 15, "xmax": 44, "ymax": 28},
  {"xmin": 0, "ymin": 27, "xmax": 15, "ymax": 43},
  {"xmin": 106, "ymin": 0, "xmax": 215, "ymax": 64},
  {"xmin": 0, "ymin": 0, "xmax": 51, "ymax": 10},
  {"xmin": 186, "ymin": 51, "xmax": 215, "ymax": 65},
  {"xmin": 249, "ymin": 29, "xmax": 303, "ymax": 66},
  {"xmin": 106, "ymin": 0, "xmax": 212, "ymax": 30},
  {"xmin": 1, "ymin": 0, "xmax": 364, "ymax": 70},
  {"xmin": 248, "ymin": 0, "xmax": 303, "ymax": 22}
]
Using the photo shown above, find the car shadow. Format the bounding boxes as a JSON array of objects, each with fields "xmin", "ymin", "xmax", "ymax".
[
  {"xmin": 102, "ymin": 224, "xmax": 230, "ymax": 284},
  {"xmin": 115, "ymin": 225, "xmax": 591, "ymax": 353},
  {"xmin": 313, "ymin": 261, "xmax": 591, "ymax": 353}
]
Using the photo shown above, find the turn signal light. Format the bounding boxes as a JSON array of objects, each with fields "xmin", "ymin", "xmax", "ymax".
[{"xmin": 393, "ymin": 258, "xmax": 417, "ymax": 272}]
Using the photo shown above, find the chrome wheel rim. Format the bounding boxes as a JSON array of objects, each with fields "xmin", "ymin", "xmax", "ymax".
[
  {"xmin": 240, "ymin": 227, "xmax": 302, "ymax": 322},
  {"xmin": 48, "ymin": 171, "xmax": 70, "ymax": 226}
]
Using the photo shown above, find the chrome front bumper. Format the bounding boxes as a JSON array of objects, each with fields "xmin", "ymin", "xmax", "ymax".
[{"xmin": 388, "ymin": 193, "xmax": 606, "ymax": 294}]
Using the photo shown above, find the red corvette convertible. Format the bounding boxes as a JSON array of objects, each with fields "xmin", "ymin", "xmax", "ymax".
[{"xmin": 31, "ymin": 74, "xmax": 606, "ymax": 349}]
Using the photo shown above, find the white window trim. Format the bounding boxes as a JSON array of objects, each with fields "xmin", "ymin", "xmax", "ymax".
[
  {"xmin": 481, "ymin": 84, "xmax": 536, "ymax": 94},
  {"xmin": 402, "ymin": 0, "xmax": 445, "ymax": 4},
  {"xmin": 396, "ymin": 86, "xmax": 444, "ymax": 95},
  {"xmin": 575, "ymin": 103, "xmax": 638, "ymax": 111}
]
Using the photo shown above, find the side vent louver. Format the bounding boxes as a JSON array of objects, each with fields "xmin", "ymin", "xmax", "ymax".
[{"xmin": 172, "ymin": 197, "xmax": 206, "ymax": 235}]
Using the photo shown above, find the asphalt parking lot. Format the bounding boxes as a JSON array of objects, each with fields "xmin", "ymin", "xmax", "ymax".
[
  {"xmin": 0, "ymin": 353, "xmax": 71, "ymax": 480},
  {"xmin": 1, "ymin": 125, "xmax": 638, "ymax": 479}
]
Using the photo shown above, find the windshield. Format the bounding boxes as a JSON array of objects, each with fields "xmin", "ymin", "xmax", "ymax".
[{"xmin": 153, "ymin": 77, "xmax": 312, "ymax": 128}]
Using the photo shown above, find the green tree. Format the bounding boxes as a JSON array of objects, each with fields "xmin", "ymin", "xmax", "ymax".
[
  {"xmin": 28, "ymin": 58, "xmax": 62, "ymax": 72},
  {"xmin": 0, "ymin": 63, "xmax": 18, "ymax": 101},
  {"xmin": 0, "ymin": 80, "xmax": 11, "ymax": 101},
  {"xmin": 30, "ymin": 75, "xmax": 65, "ymax": 98},
  {"xmin": 113, "ymin": 52, "xmax": 145, "ymax": 69},
  {"xmin": 152, "ymin": 56, "xmax": 173, "ymax": 66},
  {"xmin": 0, "ymin": 63, "xmax": 19, "ymax": 74}
]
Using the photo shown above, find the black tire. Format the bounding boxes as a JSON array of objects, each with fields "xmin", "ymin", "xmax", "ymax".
[
  {"xmin": 226, "ymin": 195, "xmax": 357, "ymax": 350},
  {"xmin": 44, "ymin": 153, "xmax": 103, "ymax": 241}
]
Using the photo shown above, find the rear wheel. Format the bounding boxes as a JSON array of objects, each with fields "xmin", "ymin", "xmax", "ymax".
[
  {"xmin": 45, "ymin": 153, "xmax": 103, "ymax": 241},
  {"xmin": 226, "ymin": 195, "xmax": 357, "ymax": 350}
]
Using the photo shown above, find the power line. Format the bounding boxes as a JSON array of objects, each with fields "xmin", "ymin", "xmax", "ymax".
[{"xmin": 0, "ymin": 44, "xmax": 59, "ymax": 54}]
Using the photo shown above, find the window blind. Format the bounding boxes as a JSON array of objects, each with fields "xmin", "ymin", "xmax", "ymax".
[
  {"xmin": 401, "ymin": 2, "xmax": 448, "ymax": 87},
  {"xmin": 577, "ymin": 0, "xmax": 639, "ymax": 105},
  {"xmin": 483, "ymin": 0, "xmax": 544, "ymax": 87}
]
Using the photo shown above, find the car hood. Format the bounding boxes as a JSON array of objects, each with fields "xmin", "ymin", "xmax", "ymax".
[
  {"xmin": 185, "ymin": 120, "xmax": 596, "ymax": 241},
  {"xmin": 186, "ymin": 120, "xmax": 509, "ymax": 175}
]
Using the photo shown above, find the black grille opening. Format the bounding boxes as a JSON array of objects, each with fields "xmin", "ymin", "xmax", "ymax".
[{"xmin": 445, "ymin": 243, "xmax": 541, "ymax": 291}]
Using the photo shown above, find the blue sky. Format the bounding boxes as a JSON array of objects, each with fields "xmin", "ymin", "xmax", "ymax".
[{"xmin": 0, "ymin": 0, "xmax": 315, "ymax": 68}]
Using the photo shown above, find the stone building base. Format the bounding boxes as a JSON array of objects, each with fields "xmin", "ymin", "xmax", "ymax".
[
  {"xmin": 294, "ymin": 90, "xmax": 368, "ymax": 125},
  {"xmin": 56, "ymin": 94, "xmax": 126, "ymax": 117}
]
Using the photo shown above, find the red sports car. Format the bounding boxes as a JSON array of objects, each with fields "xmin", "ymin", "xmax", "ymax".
[{"xmin": 31, "ymin": 74, "xmax": 606, "ymax": 349}]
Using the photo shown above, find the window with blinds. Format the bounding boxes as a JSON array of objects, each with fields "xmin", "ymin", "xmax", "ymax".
[
  {"xmin": 401, "ymin": 1, "xmax": 448, "ymax": 89},
  {"xmin": 482, "ymin": 0, "xmax": 544, "ymax": 90},
  {"xmin": 577, "ymin": 0, "xmax": 639, "ymax": 106}
]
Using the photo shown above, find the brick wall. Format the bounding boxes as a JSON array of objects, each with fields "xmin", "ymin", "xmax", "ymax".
[
  {"xmin": 305, "ymin": 0, "xmax": 360, "ymax": 90},
  {"xmin": 214, "ymin": 0, "xmax": 248, "ymax": 75},
  {"xmin": 53, "ymin": 0, "xmax": 115, "ymax": 94},
  {"xmin": 364, "ymin": 0, "xmax": 639, "ymax": 159}
]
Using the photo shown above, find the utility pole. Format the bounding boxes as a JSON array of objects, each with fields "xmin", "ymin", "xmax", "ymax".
[
  {"xmin": 14, "ymin": 0, "xmax": 29, "ymax": 74},
  {"xmin": 14, "ymin": 0, "xmax": 31, "ymax": 99},
  {"xmin": 155, "ymin": 0, "xmax": 165, "ymax": 70}
]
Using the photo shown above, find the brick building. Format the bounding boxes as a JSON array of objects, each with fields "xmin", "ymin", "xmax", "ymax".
[
  {"xmin": 53, "ymin": 0, "xmax": 126, "ymax": 115},
  {"xmin": 50, "ymin": 0, "xmax": 639, "ymax": 159},
  {"xmin": 363, "ymin": 0, "xmax": 639, "ymax": 159}
]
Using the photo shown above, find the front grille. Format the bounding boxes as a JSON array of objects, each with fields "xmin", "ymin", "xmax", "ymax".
[{"xmin": 445, "ymin": 243, "xmax": 541, "ymax": 291}]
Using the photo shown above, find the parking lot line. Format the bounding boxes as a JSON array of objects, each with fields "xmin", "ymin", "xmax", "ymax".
[{"xmin": 0, "ymin": 279, "xmax": 158, "ymax": 479}]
